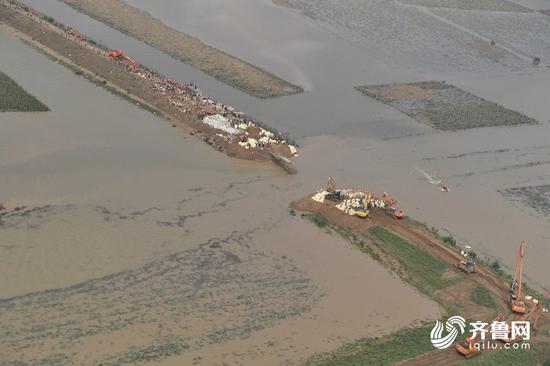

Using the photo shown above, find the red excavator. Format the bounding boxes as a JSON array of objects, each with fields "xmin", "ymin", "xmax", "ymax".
[
  {"xmin": 456, "ymin": 313, "xmax": 502, "ymax": 358},
  {"xmin": 106, "ymin": 50, "xmax": 140, "ymax": 69},
  {"xmin": 500, "ymin": 302, "xmax": 542, "ymax": 344},
  {"xmin": 382, "ymin": 192, "xmax": 405, "ymax": 219},
  {"xmin": 510, "ymin": 242, "xmax": 527, "ymax": 314}
]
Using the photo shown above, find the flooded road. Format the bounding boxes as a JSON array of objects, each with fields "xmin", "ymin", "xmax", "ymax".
[
  {"xmin": 2, "ymin": 0, "xmax": 550, "ymax": 363},
  {"xmin": 0, "ymin": 28, "xmax": 439, "ymax": 365}
]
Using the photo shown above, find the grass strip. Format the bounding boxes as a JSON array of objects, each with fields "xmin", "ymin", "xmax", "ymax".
[
  {"xmin": 471, "ymin": 285, "xmax": 497, "ymax": 308},
  {"xmin": 368, "ymin": 226, "xmax": 457, "ymax": 291}
]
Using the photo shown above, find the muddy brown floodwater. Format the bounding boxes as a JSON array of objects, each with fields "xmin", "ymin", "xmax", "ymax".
[
  {"xmin": 0, "ymin": 29, "xmax": 439, "ymax": 365},
  {"xmin": 117, "ymin": 0, "xmax": 550, "ymax": 290}
]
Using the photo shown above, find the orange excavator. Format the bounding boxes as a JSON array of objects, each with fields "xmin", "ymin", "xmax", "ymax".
[
  {"xmin": 456, "ymin": 313, "xmax": 502, "ymax": 358},
  {"xmin": 510, "ymin": 242, "xmax": 527, "ymax": 314},
  {"xmin": 500, "ymin": 302, "xmax": 542, "ymax": 344},
  {"xmin": 382, "ymin": 192, "xmax": 405, "ymax": 219},
  {"xmin": 106, "ymin": 50, "xmax": 140, "ymax": 69}
]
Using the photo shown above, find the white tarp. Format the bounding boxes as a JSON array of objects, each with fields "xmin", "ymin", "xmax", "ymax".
[{"xmin": 203, "ymin": 114, "xmax": 238, "ymax": 135}]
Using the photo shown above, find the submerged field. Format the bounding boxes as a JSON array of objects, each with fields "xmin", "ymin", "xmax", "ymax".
[
  {"xmin": 0, "ymin": 205, "xmax": 321, "ymax": 365},
  {"xmin": 356, "ymin": 81, "xmax": 537, "ymax": 130},
  {"xmin": 0, "ymin": 71, "xmax": 48, "ymax": 112},
  {"xmin": 57, "ymin": 0, "xmax": 302, "ymax": 98},
  {"xmin": 500, "ymin": 184, "xmax": 550, "ymax": 221},
  {"xmin": 398, "ymin": 0, "xmax": 530, "ymax": 11},
  {"xmin": 272, "ymin": 0, "xmax": 528, "ymax": 72}
]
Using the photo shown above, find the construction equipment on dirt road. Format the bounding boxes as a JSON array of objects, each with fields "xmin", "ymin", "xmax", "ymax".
[
  {"xmin": 106, "ymin": 50, "xmax": 140, "ymax": 69},
  {"xmin": 382, "ymin": 192, "xmax": 405, "ymax": 219},
  {"xmin": 455, "ymin": 313, "xmax": 503, "ymax": 358},
  {"xmin": 455, "ymin": 246, "xmax": 476, "ymax": 274},
  {"xmin": 500, "ymin": 303, "xmax": 542, "ymax": 344},
  {"xmin": 509, "ymin": 242, "xmax": 527, "ymax": 314},
  {"xmin": 325, "ymin": 177, "xmax": 343, "ymax": 201},
  {"xmin": 455, "ymin": 258, "xmax": 476, "ymax": 274},
  {"xmin": 355, "ymin": 201, "xmax": 369, "ymax": 219}
]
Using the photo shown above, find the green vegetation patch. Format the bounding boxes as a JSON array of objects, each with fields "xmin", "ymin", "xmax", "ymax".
[
  {"xmin": 355, "ymin": 81, "xmax": 537, "ymax": 130},
  {"xmin": 368, "ymin": 226, "xmax": 457, "ymax": 291},
  {"xmin": 0, "ymin": 71, "xmax": 49, "ymax": 112},
  {"xmin": 471, "ymin": 285, "xmax": 497, "ymax": 308},
  {"xmin": 304, "ymin": 324, "xmax": 434, "ymax": 366}
]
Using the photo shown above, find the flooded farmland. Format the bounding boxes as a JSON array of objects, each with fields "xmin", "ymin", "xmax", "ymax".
[
  {"xmin": 111, "ymin": 0, "xmax": 550, "ymax": 287},
  {"xmin": 2, "ymin": 0, "xmax": 550, "ymax": 364},
  {"xmin": 0, "ymin": 28, "xmax": 439, "ymax": 365}
]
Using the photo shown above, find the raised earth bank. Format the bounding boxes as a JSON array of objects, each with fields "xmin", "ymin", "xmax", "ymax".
[
  {"xmin": 0, "ymin": 1, "xmax": 298, "ymax": 173},
  {"xmin": 57, "ymin": 0, "xmax": 303, "ymax": 98},
  {"xmin": 291, "ymin": 194, "xmax": 550, "ymax": 365}
]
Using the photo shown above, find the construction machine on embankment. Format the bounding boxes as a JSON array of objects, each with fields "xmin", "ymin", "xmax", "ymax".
[
  {"xmin": 510, "ymin": 241, "xmax": 527, "ymax": 314},
  {"xmin": 325, "ymin": 177, "xmax": 343, "ymax": 201},
  {"xmin": 455, "ymin": 314, "xmax": 503, "ymax": 359},
  {"xmin": 455, "ymin": 245, "xmax": 476, "ymax": 274},
  {"xmin": 382, "ymin": 192, "xmax": 405, "ymax": 219},
  {"xmin": 106, "ymin": 50, "xmax": 140, "ymax": 69}
]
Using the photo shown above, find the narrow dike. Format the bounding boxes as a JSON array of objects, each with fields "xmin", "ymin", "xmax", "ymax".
[{"xmin": 0, "ymin": 0, "xmax": 299, "ymax": 174}]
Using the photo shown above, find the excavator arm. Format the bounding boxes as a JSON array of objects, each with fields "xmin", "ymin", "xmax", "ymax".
[{"xmin": 510, "ymin": 242, "xmax": 526, "ymax": 314}]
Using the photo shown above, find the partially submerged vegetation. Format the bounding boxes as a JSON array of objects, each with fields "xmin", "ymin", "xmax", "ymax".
[
  {"xmin": 0, "ymin": 71, "xmax": 48, "ymax": 112},
  {"xmin": 356, "ymin": 81, "xmax": 537, "ymax": 130},
  {"xmin": 58, "ymin": 0, "xmax": 303, "ymax": 98},
  {"xmin": 303, "ymin": 324, "xmax": 434, "ymax": 366},
  {"xmin": 500, "ymin": 184, "xmax": 550, "ymax": 220}
]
